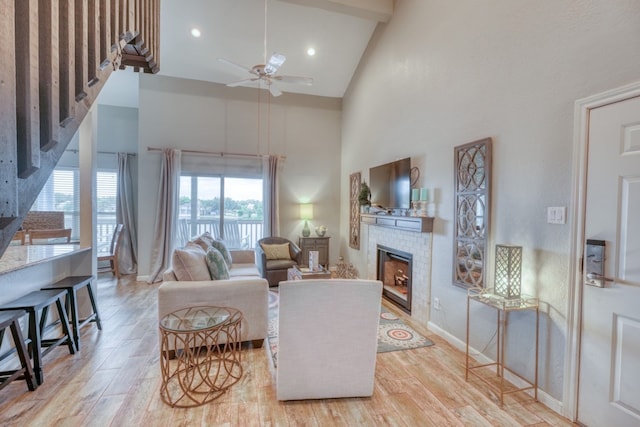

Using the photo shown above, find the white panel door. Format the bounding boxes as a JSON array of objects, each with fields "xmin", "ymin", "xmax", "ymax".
[{"xmin": 578, "ymin": 95, "xmax": 640, "ymax": 426}]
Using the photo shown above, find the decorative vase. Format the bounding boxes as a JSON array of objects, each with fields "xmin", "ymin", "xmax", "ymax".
[{"xmin": 315, "ymin": 226, "xmax": 327, "ymax": 237}]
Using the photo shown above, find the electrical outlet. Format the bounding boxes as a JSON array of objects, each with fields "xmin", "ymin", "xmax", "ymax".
[{"xmin": 433, "ymin": 297, "xmax": 441, "ymax": 310}]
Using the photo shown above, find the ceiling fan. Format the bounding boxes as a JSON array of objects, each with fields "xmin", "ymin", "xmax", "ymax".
[
  {"xmin": 217, "ymin": 0, "xmax": 313, "ymax": 97},
  {"xmin": 218, "ymin": 53, "xmax": 313, "ymax": 97}
]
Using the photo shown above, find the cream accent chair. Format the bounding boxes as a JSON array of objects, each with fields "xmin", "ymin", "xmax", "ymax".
[{"xmin": 276, "ymin": 279, "xmax": 382, "ymax": 401}]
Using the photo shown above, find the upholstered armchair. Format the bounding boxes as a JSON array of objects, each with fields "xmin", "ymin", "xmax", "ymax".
[
  {"xmin": 277, "ymin": 279, "xmax": 383, "ymax": 400},
  {"xmin": 256, "ymin": 237, "xmax": 302, "ymax": 286}
]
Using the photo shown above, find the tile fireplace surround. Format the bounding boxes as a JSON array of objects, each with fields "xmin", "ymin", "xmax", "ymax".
[{"xmin": 366, "ymin": 224, "xmax": 433, "ymax": 324}]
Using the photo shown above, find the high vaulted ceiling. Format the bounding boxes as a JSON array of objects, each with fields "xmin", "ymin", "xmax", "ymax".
[
  {"xmin": 160, "ymin": 0, "xmax": 393, "ymax": 98},
  {"xmin": 100, "ymin": 0, "xmax": 392, "ymax": 106}
]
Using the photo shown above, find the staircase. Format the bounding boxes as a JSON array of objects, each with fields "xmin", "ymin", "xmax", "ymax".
[{"xmin": 0, "ymin": 0, "xmax": 160, "ymax": 256}]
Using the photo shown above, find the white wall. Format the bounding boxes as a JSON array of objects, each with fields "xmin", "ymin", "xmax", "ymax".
[
  {"xmin": 341, "ymin": 0, "xmax": 640, "ymax": 402},
  {"xmin": 137, "ymin": 75, "xmax": 342, "ymax": 277},
  {"xmin": 58, "ymin": 104, "xmax": 139, "ymax": 170}
]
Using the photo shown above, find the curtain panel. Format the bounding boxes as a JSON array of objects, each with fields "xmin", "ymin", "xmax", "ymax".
[
  {"xmin": 116, "ymin": 153, "xmax": 138, "ymax": 274},
  {"xmin": 263, "ymin": 155, "xmax": 279, "ymax": 237},
  {"xmin": 148, "ymin": 149, "xmax": 182, "ymax": 283}
]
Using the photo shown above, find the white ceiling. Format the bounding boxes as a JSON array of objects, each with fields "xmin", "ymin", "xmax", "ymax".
[{"xmin": 99, "ymin": 0, "xmax": 392, "ymax": 106}]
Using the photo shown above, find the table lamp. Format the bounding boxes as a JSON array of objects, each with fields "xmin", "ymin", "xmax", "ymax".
[
  {"xmin": 494, "ymin": 244, "xmax": 522, "ymax": 299},
  {"xmin": 300, "ymin": 203, "xmax": 313, "ymax": 237}
]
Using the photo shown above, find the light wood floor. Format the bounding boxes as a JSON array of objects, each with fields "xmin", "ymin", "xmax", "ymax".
[{"xmin": 0, "ymin": 275, "xmax": 576, "ymax": 427}]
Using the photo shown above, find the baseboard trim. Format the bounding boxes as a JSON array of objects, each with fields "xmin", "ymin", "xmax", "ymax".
[
  {"xmin": 136, "ymin": 275, "xmax": 149, "ymax": 282},
  {"xmin": 427, "ymin": 321, "xmax": 564, "ymax": 416}
]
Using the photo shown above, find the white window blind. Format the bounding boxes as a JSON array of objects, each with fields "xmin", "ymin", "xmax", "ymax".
[
  {"xmin": 96, "ymin": 170, "xmax": 118, "ymax": 249},
  {"xmin": 31, "ymin": 168, "xmax": 80, "ymax": 239},
  {"xmin": 31, "ymin": 168, "xmax": 119, "ymax": 245}
]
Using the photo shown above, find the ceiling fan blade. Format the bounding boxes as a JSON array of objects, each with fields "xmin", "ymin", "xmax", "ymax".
[
  {"xmin": 273, "ymin": 75, "xmax": 314, "ymax": 86},
  {"xmin": 264, "ymin": 52, "xmax": 286, "ymax": 75},
  {"xmin": 218, "ymin": 57, "xmax": 257, "ymax": 76},
  {"xmin": 226, "ymin": 78, "xmax": 259, "ymax": 87}
]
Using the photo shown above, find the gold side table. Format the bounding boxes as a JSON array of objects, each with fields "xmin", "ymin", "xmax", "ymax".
[
  {"xmin": 159, "ymin": 306, "xmax": 243, "ymax": 408},
  {"xmin": 465, "ymin": 287, "xmax": 539, "ymax": 406}
]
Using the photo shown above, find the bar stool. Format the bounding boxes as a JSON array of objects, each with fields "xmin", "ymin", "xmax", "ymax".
[
  {"xmin": 41, "ymin": 275, "xmax": 102, "ymax": 350},
  {"xmin": 0, "ymin": 290, "xmax": 76, "ymax": 385},
  {"xmin": 0, "ymin": 310, "xmax": 37, "ymax": 391}
]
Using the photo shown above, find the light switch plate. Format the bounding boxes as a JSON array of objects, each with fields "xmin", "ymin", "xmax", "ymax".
[{"xmin": 547, "ymin": 207, "xmax": 566, "ymax": 224}]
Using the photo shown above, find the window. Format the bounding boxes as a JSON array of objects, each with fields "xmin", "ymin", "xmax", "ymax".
[
  {"xmin": 31, "ymin": 168, "xmax": 119, "ymax": 246},
  {"xmin": 96, "ymin": 170, "xmax": 118, "ymax": 250},
  {"xmin": 179, "ymin": 174, "xmax": 264, "ymax": 249},
  {"xmin": 31, "ymin": 168, "xmax": 80, "ymax": 239}
]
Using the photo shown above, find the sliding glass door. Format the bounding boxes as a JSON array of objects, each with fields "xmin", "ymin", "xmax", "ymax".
[{"xmin": 179, "ymin": 175, "xmax": 264, "ymax": 249}]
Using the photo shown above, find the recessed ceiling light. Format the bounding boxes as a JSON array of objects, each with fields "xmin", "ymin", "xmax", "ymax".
[
  {"xmin": 191, "ymin": 28, "xmax": 201, "ymax": 38},
  {"xmin": 307, "ymin": 47, "xmax": 316, "ymax": 56}
]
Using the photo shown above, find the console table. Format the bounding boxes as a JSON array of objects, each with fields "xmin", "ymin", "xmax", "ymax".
[{"xmin": 465, "ymin": 287, "xmax": 539, "ymax": 406}]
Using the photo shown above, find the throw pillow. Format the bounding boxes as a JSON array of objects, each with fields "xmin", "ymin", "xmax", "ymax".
[
  {"xmin": 172, "ymin": 243, "xmax": 210, "ymax": 281},
  {"xmin": 192, "ymin": 231, "xmax": 215, "ymax": 252},
  {"xmin": 210, "ymin": 239, "xmax": 233, "ymax": 266},
  {"xmin": 260, "ymin": 242, "xmax": 291, "ymax": 260},
  {"xmin": 205, "ymin": 246, "xmax": 230, "ymax": 280}
]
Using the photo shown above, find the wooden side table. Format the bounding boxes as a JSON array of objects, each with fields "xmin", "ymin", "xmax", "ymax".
[
  {"xmin": 465, "ymin": 287, "xmax": 539, "ymax": 406},
  {"xmin": 159, "ymin": 306, "xmax": 243, "ymax": 408},
  {"xmin": 299, "ymin": 236, "xmax": 330, "ymax": 268}
]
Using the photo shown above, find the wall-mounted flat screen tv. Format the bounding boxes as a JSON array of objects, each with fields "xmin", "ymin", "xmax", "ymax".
[{"xmin": 369, "ymin": 157, "xmax": 411, "ymax": 209}]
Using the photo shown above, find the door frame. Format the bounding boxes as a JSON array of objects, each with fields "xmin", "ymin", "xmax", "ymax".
[{"xmin": 564, "ymin": 81, "xmax": 640, "ymax": 421}]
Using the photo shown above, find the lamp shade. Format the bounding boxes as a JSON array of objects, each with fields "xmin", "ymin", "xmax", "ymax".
[
  {"xmin": 494, "ymin": 244, "xmax": 522, "ymax": 299},
  {"xmin": 300, "ymin": 203, "xmax": 314, "ymax": 220}
]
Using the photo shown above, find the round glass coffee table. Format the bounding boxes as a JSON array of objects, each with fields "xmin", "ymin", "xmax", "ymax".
[{"xmin": 159, "ymin": 306, "xmax": 243, "ymax": 407}]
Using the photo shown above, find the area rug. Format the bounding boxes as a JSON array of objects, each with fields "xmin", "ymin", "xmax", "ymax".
[{"xmin": 267, "ymin": 290, "xmax": 433, "ymax": 367}]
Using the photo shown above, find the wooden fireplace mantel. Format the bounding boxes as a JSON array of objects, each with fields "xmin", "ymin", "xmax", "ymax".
[{"xmin": 360, "ymin": 214, "xmax": 434, "ymax": 233}]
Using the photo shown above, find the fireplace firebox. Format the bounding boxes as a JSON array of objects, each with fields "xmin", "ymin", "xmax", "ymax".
[{"xmin": 377, "ymin": 245, "xmax": 412, "ymax": 313}]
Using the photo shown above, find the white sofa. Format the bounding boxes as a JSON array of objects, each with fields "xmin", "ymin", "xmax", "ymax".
[
  {"xmin": 277, "ymin": 279, "xmax": 383, "ymax": 400},
  {"xmin": 158, "ymin": 249, "xmax": 269, "ymax": 348}
]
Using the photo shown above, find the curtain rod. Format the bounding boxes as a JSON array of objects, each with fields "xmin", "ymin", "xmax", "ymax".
[
  {"xmin": 64, "ymin": 149, "xmax": 137, "ymax": 156},
  {"xmin": 146, "ymin": 146, "xmax": 285, "ymax": 160}
]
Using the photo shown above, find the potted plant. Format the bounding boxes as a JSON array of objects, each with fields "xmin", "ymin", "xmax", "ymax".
[{"xmin": 358, "ymin": 181, "xmax": 371, "ymax": 212}]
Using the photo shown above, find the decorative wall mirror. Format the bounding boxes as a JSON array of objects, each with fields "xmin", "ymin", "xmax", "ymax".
[
  {"xmin": 453, "ymin": 138, "xmax": 492, "ymax": 289},
  {"xmin": 349, "ymin": 172, "xmax": 361, "ymax": 249}
]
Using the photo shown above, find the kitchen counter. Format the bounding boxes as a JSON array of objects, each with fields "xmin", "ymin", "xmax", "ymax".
[{"xmin": 0, "ymin": 244, "xmax": 90, "ymax": 276}]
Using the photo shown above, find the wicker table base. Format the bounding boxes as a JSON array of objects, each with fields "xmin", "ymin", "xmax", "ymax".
[{"xmin": 159, "ymin": 306, "xmax": 243, "ymax": 408}]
